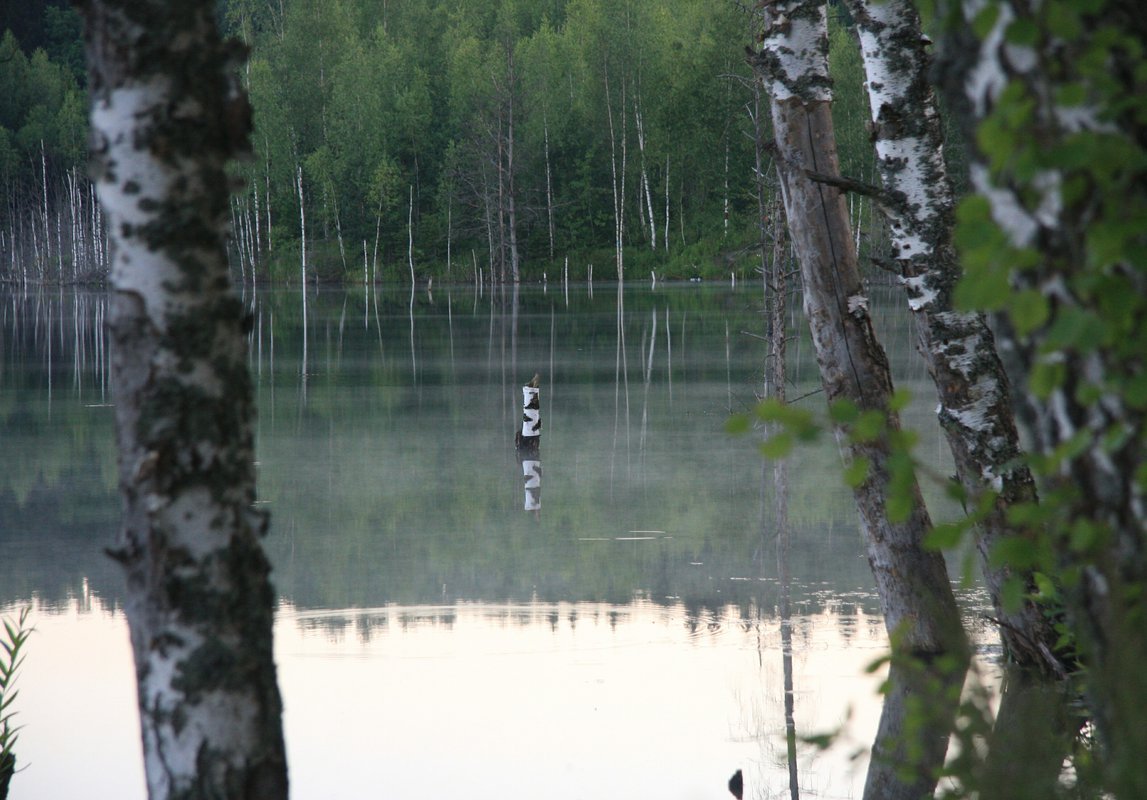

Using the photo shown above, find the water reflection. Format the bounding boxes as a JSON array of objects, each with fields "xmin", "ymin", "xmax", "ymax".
[{"xmin": 1, "ymin": 282, "xmax": 985, "ymax": 799}]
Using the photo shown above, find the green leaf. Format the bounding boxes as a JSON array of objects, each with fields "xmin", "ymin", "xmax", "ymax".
[
  {"xmin": 971, "ymin": 4, "xmax": 1000, "ymax": 38},
  {"xmin": 1000, "ymin": 575, "xmax": 1027, "ymax": 612},
  {"xmin": 851, "ymin": 410, "xmax": 886, "ymax": 442},
  {"xmin": 925, "ymin": 522, "xmax": 965, "ymax": 550},
  {"xmin": 843, "ymin": 456, "xmax": 870, "ymax": 488},
  {"xmin": 759, "ymin": 433, "xmax": 793, "ymax": 459},
  {"xmin": 829, "ymin": 399, "xmax": 859, "ymax": 424},
  {"xmin": 725, "ymin": 413, "xmax": 752, "ymax": 435},
  {"xmin": 1008, "ymin": 289, "xmax": 1049, "ymax": 335},
  {"xmin": 1005, "ymin": 17, "xmax": 1039, "ymax": 47},
  {"xmin": 1069, "ymin": 519, "xmax": 1107, "ymax": 553},
  {"xmin": 1029, "ymin": 358, "xmax": 1066, "ymax": 398},
  {"xmin": 990, "ymin": 535, "xmax": 1040, "ymax": 570}
]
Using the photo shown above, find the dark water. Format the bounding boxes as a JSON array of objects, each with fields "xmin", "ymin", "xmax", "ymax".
[{"xmin": 0, "ymin": 281, "xmax": 989, "ymax": 799}]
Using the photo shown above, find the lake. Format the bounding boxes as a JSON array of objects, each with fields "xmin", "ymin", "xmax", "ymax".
[{"xmin": 0, "ymin": 280, "xmax": 995, "ymax": 799}]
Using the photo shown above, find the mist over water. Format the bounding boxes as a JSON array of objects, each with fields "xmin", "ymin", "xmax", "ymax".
[{"xmin": 1, "ymin": 281, "xmax": 988, "ymax": 799}]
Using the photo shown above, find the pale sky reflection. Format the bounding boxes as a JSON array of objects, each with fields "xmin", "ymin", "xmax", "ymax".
[{"xmin": 11, "ymin": 597, "xmax": 899, "ymax": 800}]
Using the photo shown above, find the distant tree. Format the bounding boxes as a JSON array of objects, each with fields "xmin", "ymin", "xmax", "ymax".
[{"xmin": 75, "ymin": 0, "xmax": 288, "ymax": 797}]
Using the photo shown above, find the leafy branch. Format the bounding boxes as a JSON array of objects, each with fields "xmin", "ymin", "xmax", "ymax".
[{"xmin": 1, "ymin": 606, "xmax": 33, "ymax": 798}]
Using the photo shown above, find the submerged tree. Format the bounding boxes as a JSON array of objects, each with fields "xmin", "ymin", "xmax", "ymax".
[{"xmin": 76, "ymin": 1, "xmax": 288, "ymax": 797}]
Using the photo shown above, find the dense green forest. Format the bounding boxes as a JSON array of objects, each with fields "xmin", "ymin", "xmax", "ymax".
[{"xmin": 0, "ymin": 0, "xmax": 882, "ymax": 284}]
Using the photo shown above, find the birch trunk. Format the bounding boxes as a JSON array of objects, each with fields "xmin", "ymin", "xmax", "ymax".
[
  {"xmin": 506, "ymin": 68, "xmax": 520, "ymax": 284},
  {"xmin": 634, "ymin": 98, "xmax": 656, "ymax": 250},
  {"xmin": 936, "ymin": 3, "xmax": 1147, "ymax": 792},
  {"xmin": 296, "ymin": 164, "xmax": 307, "ymax": 286},
  {"xmin": 750, "ymin": 0, "xmax": 965, "ymax": 658},
  {"xmin": 77, "ymin": 1, "xmax": 288, "ymax": 797},
  {"xmin": 543, "ymin": 112, "xmax": 555, "ymax": 260},
  {"xmin": 844, "ymin": 0, "xmax": 1058, "ymax": 672}
]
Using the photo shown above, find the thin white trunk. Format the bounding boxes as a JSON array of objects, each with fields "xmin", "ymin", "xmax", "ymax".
[
  {"xmin": 544, "ymin": 112, "xmax": 555, "ymax": 260},
  {"xmin": 296, "ymin": 164, "xmax": 307, "ymax": 286},
  {"xmin": 407, "ymin": 184, "xmax": 415, "ymax": 285},
  {"xmin": 634, "ymin": 99, "xmax": 656, "ymax": 250}
]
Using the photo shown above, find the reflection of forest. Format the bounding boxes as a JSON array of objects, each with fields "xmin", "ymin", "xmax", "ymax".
[{"xmin": 1, "ymin": 285, "xmax": 964, "ymax": 626}]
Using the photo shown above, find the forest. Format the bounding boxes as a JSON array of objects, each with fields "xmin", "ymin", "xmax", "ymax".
[
  {"xmin": 0, "ymin": 0, "xmax": 885, "ymax": 285},
  {"xmin": 3, "ymin": 0, "xmax": 1146, "ymax": 799}
]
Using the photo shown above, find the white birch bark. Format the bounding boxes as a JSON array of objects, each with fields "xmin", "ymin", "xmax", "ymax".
[
  {"xmin": 543, "ymin": 112, "xmax": 555, "ymax": 260},
  {"xmin": 936, "ymin": 2, "xmax": 1147, "ymax": 790},
  {"xmin": 634, "ymin": 98, "xmax": 656, "ymax": 250},
  {"xmin": 751, "ymin": 0, "xmax": 965, "ymax": 659},
  {"xmin": 296, "ymin": 163, "xmax": 307, "ymax": 286},
  {"xmin": 78, "ymin": 2, "xmax": 288, "ymax": 796},
  {"xmin": 845, "ymin": 0, "xmax": 1058, "ymax": 672}
]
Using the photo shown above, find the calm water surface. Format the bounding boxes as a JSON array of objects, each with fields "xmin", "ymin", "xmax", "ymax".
[{"xmin": 1, "ymin": 281, "xmax": 992, "ymax": 799}]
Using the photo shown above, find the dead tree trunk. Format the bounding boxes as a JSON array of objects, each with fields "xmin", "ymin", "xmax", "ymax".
[
  {"xmin": 749, "ymin": 0, "xmax": 965, "ymax": 659},
  {"xmin": 843, "ymin": 0, "xmax": 1059, "ymax": 673},
  {"xmin": 77, "ymin": 1, "xmax": 288, "ymax": 797}
]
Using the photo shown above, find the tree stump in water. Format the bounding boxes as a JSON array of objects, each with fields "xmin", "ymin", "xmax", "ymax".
[{"xmin": 516, "ymin": 375, "xmax": 541, "ymax": 511}]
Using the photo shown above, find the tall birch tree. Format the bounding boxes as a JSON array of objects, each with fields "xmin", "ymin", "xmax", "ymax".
[
  {"xmin": 76, "ymin": 2, "xmax": 288, "ymax": 797},
  {"xmin": 748, "ymin": 0, "xmax": 965, "ymax": 660},
  {"xmin": 842, "ymin": 0, "xmax": 1060, "ymax": 672},
  {"xmin": 933, "ymin": 1, "xmax": 1147, "ymax": 794}
]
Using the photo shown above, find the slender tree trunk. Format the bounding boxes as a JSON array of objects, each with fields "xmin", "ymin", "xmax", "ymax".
[
  {"xmin": 40, "ymin": 141, "xmax": 52, "ymax": 279},
  {"xmin": 844, "ymin": 0, "xmax": 1059, "ymax": 672},
  {"xmin": 495, "ymin": 111, "xmax": 507, "ymax": 283},
  {"xmin": 506, "ymin": 65, "xmax": 520, "ymax": 284},
  {"xmin": 296, "ymin": 163, "xmax": 307, "ymax": 286},
  {"xmin": 77, "ymin": 1, "xmax": 288, "ymax": 797},
  {"xmin": 604, "ymin": 68, "xmax": 627, "ymax": 281},
  {"xmin": 407, "ymin": 184, "xmax": 415, "ymax": 285},
  {"xmin": 544, "ymin": 111, "xmax": 555, "ymax": 260},
  {"xmin": 750, "ymin": 0, "xmax": 965, "ymax": 658},
  {"xmin": 634, "ymin": 98, "xmax": 656, "ymax": 250}
]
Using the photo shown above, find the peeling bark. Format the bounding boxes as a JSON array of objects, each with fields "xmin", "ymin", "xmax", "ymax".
[
  {"xmin": 77, "ymin": 2, "xmax": 288, "ymax": 797},
  {"xmin": 844, "ymin": 0, "xmax": 1058, "ymax": 673},
  {"xmin": 750, "ymin": 0, "xmax": 965, "ymax": 659}
]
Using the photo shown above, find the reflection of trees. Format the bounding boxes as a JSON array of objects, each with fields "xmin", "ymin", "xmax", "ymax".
[
  {"xmin": 0, "ymin": 447, "xmax": 121, "ymax": 605},
  {"xmin": 4, "ymin": 285, "xmax": 941, "ymax": 627}
]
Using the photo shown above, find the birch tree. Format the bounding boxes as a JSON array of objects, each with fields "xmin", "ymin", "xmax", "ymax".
[
  {"xmin": 748, "ymin": 0, "xmax": 965, "ymax": 660},
  {"xmin": 77, "ymin": 1, "xmax": 288, "ymax": 797},
  {"xmin": 933, "ymin": 1, "xmax": 1147, "ymax": 794},
  {"xmin": 842, "ymin": 0, "xmax": 1060, "ymax": 673}
]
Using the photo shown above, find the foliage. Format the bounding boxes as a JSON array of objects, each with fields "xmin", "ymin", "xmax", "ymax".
[{"xmin": 221, "ymin": 0, "xmax": 761, "ymax": 282}]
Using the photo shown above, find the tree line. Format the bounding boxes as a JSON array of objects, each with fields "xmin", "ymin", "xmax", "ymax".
[{"xmin": 1, "ymin": 0, "xmax": 886, "ymax": 286}]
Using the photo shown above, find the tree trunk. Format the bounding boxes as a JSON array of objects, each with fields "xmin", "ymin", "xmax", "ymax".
[
  {"xmin": 77, "ymin": 1, "xmax": 289, "ymax": 797},
  {"xmin": 296, "ymin": 163, "xmax": 307, "ymax": 285},
  {"xmin": 750, "ymin": 0, "xmax": 965, "ymax": 658},
  {"xmin": 844, "ymin": 0, "xmax": 1059, "ymax": 673},
  {"xmin": 935, "ymin": 3, "xmax": 1147, "ymax": 793},
  {"xmin": 543, "ymin": 112, "xmax": 555, "ymax": 261}
]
